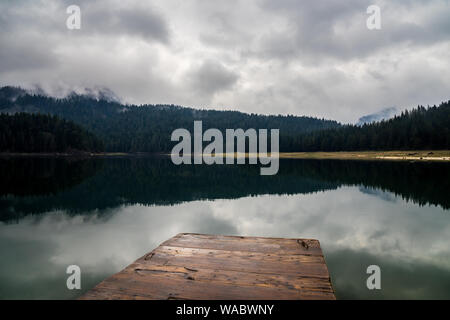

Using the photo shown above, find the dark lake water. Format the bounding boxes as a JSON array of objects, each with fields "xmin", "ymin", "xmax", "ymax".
[{"xmin": 0, "ymin": 157, "xmax": 449, "ymax": 299}]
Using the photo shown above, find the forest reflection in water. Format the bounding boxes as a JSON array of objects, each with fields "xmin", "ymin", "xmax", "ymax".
[{"xmin": 0, "ymin": 157, "xmax": 449, "ymax": 299}]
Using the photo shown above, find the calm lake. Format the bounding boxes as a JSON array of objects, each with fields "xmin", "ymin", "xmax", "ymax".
[{"xmin": 0, "ymin": 157, "xmax": 449, "ymax": 299}]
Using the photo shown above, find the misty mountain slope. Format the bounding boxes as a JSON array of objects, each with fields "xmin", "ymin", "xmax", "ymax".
[
  {"xmin": 290, "ymin": 101, "xmax": 450, "ymax": 151},
  {"xmin": 357, "ymin": 107, "xmax": 398, "ymax": 126},
  {"xmin": 1, "ymin": 86, "xmax": 448, "ymax": 152},
  {"xmin": 0, "ymin": 86, "xmax": 341, "ymax": 152}
]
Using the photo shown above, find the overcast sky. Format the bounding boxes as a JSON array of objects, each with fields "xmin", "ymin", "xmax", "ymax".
[{"xmin": 1, "ymin": 0, "xmax": 449, "ymax": 123}]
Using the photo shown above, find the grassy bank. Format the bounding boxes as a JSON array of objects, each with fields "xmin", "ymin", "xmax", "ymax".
[
  {"xmin": 279, "ymin": 150, "xmax": 450, "ymax": 161},
  {"xmin": 1, "ymin": 150, "xmax": 450, "ymax": 162}
]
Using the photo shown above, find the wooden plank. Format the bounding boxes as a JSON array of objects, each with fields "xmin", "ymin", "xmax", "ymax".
[
  {"xmin": 130, "ymin": 263, "xmax": 334, "ymax": 293},
  {"xmin": 147, "ymin": 247, "xmax": 329, "ymax": 278},
  {"xmin": 81, "ymin": 233, "xmax": 335, "ymax": 300},
  {"xmin": 81, "ymin": 277, "xmax": 335, "ymax": 300},
  {"xmin": 81, "ymin": 265, "xmax": 335, "ymax": 300},
  {"xmin": 162, "ymin": 233, "xmax": 323, "ymax": 255}
]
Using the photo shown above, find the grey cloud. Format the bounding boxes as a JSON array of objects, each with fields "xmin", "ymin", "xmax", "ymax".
[
  {"xmin": 255, "ymin": 0, "xmax": 450, "ymax": 63},
  {"xmin": 0, "ymin": 1, "xmax": 170, "ymax": 43},
  {"xmin": 0, "ymin": 0, "xmax": 450, "ymax": 122},
  {"xmin": 187, "ymin": 60, "xmax": 239, "ymax": 97},
  {"xmin": 0, "ymin": 36, "xmax": 57, "ymax": 73},
  {"xmin": 83, "ymin": 4, "xmax": 170, "ymax": 44},
  {"xmin": 0, "ymin": 2, "xmax": 61, "ymax": 73},
  {"xmin": 254, "ymin": 0, "xmax": 371, "ymax": 61}
]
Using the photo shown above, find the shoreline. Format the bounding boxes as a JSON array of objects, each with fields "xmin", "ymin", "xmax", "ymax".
[
  {"xmin": 0, "ymin": 150, "xmax": 449, "ymax": 161},
  {"xmin": 278, "ymin": 150, "xmax": 450, "ymax": 161},
  {"xmin": 0, "ymin": 152, "xmax": 145, "ymax": 158}
]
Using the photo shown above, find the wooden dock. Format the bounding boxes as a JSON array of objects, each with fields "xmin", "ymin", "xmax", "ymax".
[{"xmin": 81, "ymin": 233, "xmax": 335, "ymax": 300}]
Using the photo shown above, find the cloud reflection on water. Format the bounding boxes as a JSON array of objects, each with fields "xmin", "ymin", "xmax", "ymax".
[{"xmin": 0, "ymin": 186, "xmax": 449, "ymax": 299}]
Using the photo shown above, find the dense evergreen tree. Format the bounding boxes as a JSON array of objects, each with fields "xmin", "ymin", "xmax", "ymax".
[
  {"xmin": 0, "ymin": 86, "xmax": 449, "ymax": 152},
  {"xmin": 0, "ymin": 113, "xmax": 104, "ymax": 153},
  {"xmin": 284, "ymin": 102, "xmax": 450, "ymax": 151},
  {"xmin": 0, "ymin": 86, "xmax": 340, "ymax": 152}
]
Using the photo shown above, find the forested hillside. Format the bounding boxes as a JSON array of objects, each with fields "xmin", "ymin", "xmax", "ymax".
[
  {"xmin": 0, "ymin": 113, "xmax": 104, "ymax": 153},
  {"xmin": 0, "ymin": 86, "xmax": 449, "ymax": 153},
  {"xmin": 0, "ymin": 86, "xmax": 340, "ymax": 152},
  {"xmin": 281, "ymin": 101, "xmax": 450, "ymax": 151}
]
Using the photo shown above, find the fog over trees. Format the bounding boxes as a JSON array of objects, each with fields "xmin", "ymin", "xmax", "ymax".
[{"xmin": 0, "ymin": 86, "xmax": 449, "ymax": 153}]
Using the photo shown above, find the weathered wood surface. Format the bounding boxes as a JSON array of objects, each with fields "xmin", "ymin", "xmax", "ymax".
[{"xmin": 80, "ymin": 233, "xmax": 335, "ymax": 300}]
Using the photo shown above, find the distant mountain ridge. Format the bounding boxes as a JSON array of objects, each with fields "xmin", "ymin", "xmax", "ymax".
[
  {"xmin": 1, "ymin": 86, "xmax": 448, "ymax": 152},
  {"xmin": 357, "ymin": 107, "xmax": 398, "ymax": 125},
  {"xmin": 291, "ymin": 102, "xmax": 450, "ymax": 151},
  {"xmin": 0, "ymin": 86, "xmax": 341, "ymax": 152}
]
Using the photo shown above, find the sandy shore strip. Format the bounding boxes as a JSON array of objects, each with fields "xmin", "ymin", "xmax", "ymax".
[{"xmin": 279, "ymin": 151, "xmax": 450, "ymax": 161}]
